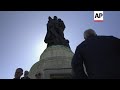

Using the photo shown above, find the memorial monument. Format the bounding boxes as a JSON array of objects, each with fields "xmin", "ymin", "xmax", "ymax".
[{"xmin": 28, "ymin": 16, "xmax": 74, "ymax": 79}]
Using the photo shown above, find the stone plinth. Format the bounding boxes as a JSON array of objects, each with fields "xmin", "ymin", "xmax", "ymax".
[{"xmin": 28, "ymin": 45, "xmax": 74, "ymax": 79}]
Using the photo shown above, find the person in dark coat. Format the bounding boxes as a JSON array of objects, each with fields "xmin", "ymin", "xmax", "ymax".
[
  {"xmin": 71, "ymin": 29, "xmax": 120, "ymax": 79},
  {"xmin": 13, "ymin": 68, "xmax": 23, "ymax": 79}
]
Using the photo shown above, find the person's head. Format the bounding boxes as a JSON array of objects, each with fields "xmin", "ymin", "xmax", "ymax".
[
  {"xmin": 84, "ymin": 29, "xmax": 97, "ymax": 40},
  {"xmin": 14, "ymin": 68, "xmax": 23, "ymax": 79},
  {"xmin": 24, "ymin": 71, "xmax": 29, "ymax": 77}
]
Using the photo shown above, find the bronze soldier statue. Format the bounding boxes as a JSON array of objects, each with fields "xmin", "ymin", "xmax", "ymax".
[{"xmin": 44, "ymin": 16, "xmax": 70, "ymax": 48}]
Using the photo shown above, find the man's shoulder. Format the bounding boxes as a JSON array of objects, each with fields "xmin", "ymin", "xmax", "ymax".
[
  {"xmin": 96, "ymin": 36, "xmax": 120, "ymax": 43},
  {"xmin": 76, "ymin": 35, "xmax": 120, "ymax": 49},
  {"xmin": 77, "ymin": 41, "xmax": 86, "ymax": 50},
  {"xmin": 97, "ymin": 35, "xmax": 119, "ymax": 40}
]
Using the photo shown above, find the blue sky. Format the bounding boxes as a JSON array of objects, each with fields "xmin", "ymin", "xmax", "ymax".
[{"xmin": 0, "ymin": 11, "xmax": 120, "ymax": 79}]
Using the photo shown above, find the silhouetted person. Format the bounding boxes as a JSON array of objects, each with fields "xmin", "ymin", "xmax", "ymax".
[
  {"xmin": 13, "ymin": 68, "xmax": 23, "ymax": 79},
  {"xmin": 21, "ymin": 71, "xmax": 30, "ymax": 79},
  {"xmin": 71, "ymin": 29, "xmax": 120, "ymax": 79}
]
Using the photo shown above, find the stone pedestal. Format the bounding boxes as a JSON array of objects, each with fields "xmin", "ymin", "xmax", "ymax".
[{"xmin": 28, "ymin": 45, "xmax": 74, "ymax": 79}]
